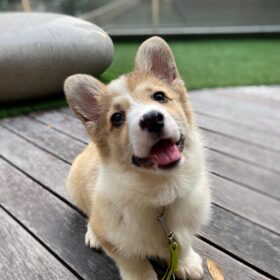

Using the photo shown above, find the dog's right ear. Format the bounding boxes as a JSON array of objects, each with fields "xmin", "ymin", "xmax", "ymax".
[
  {"xmin": 64, "ymin": 74, "xmax": 105, "ymax": 124},
  {"xmin": 134, "ymin": 36, "xmax": 180, "ymax": 83}
]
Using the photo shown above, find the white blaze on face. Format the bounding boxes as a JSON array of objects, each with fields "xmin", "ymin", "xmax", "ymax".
[
  {"xmin": 127, "ymin": 103, "xmax": 180, "ymax": 158},
  {"xmin": 107, "ymin": 76, "xmax": 130, "ymax": 96}
]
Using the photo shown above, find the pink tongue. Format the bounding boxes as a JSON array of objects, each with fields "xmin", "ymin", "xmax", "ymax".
[{"xmin": 150, "ymin": 140, "xmax": 181, "ymax": 166}]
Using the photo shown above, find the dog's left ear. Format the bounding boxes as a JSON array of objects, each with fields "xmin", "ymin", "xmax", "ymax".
[
  {"xmin": 134, "ymin": 36, "xmax": 180, "ymax": 83},
  {"xmin": 64, "ymin": 74, "xmax": 105, "ymax": 124}
]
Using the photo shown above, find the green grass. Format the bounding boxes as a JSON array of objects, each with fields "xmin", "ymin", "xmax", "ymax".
[
  {"xmin": 1, "ymin": 38, "xmax": 280, "ymax": 118},
  {"xmin": 102, "ymin": 39, "xmax": 280, "ymax": 88},
  {"xmin": 0, "ymin": 94, "xmax": 67, "ymax": 119}
]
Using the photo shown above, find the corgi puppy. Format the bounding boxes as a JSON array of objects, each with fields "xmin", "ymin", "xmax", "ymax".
[{"xmin": 64, "ymin": 36, "xmax": 211, "ymax": 280}]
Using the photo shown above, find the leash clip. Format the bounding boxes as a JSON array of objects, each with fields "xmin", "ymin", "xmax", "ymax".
[{"xmin": 156, "ymin": 207, "xmax": 179, "ymax": 280}]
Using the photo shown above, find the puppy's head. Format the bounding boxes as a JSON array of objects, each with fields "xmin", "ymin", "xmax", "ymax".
[{"xmin": 64, "ymin": 37, "xmax": 198, "ymax": 174}]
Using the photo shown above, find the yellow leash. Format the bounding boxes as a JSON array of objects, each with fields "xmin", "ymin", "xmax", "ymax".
[{"xmin": 157, "ymin": 208, "xmax": 179, "ymax": 280}]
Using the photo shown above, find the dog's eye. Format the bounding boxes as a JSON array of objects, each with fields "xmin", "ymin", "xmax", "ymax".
[
  {"xmin": 152, "ymin": 91, "xmax": 167, "ymax": 103},
  {"xmin": 111, "ymin": 111, "xmax": 125, "ymax": 127}
]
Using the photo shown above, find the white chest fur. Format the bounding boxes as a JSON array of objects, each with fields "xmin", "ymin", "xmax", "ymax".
[{"xmin": 94, "ymin": 164, "xmax": 210, "ymax": 260}]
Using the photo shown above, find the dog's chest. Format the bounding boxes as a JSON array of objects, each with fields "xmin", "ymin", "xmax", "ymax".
[{"xmin": 108, "ymin": 207, "xmax": 170, "ymax": 258}]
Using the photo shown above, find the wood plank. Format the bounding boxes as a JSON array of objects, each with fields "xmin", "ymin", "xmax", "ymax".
[
  {"xmin": 1, "ymin": 121, "xmax": 279, "ymax": 233},
  {"xmin": 0, "ymin": 126, "xmax": 69, "ymax": 200},
  {"xmin": 0, "ymin": 208, "xmax": 77, "ymax": 280},
  {"xmin": 3, "ymin": 114, "xmax": 280, "ymax": 200},
  {"xmin": 191, "ymin": 90, "xmax": 280, "ymax": 121},
  {"xmin": 60, "ymin": 107, "xmax": 74, "ymax": 116},
  {"xmin": 190, "ymin": 91, "xmax": 280, "ymax": 130},
  {"xmin": 190, "ymin": 97, "xmax": 280, "ymax": 137},
  {"xmin": 31, "ymin": 110, "xmax": 88, "ymax": 143},
  {"xmin": 210, "ymin": 174, "xmax": 280, "ymax": 233},
  {"xmin": 196, "ymin": 113, "xmax": 280, "ymax": 152},
  {"xmin": 203, "ymin": 130, "xmax": 280, "ymax": 172},
  {"xmin": 192, "ymin": 86, "xmax": 280, "ymax": 108},
  {"xmin": 0, "ymin": 159, "xmax": 272, "ymax": 280},
  {"xmin": 0, "ymin": 158, "xmax": 120, "ymax": 280},
  {"xmin": 1, "ymin": 115, "xmax": 85, "ymax": 163},
  {"xmin": 208, "ymin": 149, "xmax": 280, "ymax": 200},
  {"xmin": 193, "ymin": 239, "xmax": 270, "ymax": 280},
  {"xmin": 201, "ymin": 206, "xmax": 280, "ymax": 279}
]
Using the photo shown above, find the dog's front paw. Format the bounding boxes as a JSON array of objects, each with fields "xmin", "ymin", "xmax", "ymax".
[
  {"xmin": 121, "ymin": 269, "xmax": 157, "ymax": 280},
  {"xmin": 119, "ymin": 259, "xmax": 157, "ymax": 280},
  {"xmin": 85, "ymin": 224, "xmax": 100, "ymax": 249},
  {"xmin": 176, "ymin": 249, "xmax": 203, "ymax": 280}
]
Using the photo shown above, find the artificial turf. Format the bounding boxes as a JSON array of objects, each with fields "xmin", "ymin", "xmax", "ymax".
[{"xmin": 1, "ymin": 38, "xmax": 279, "ymax": 118}]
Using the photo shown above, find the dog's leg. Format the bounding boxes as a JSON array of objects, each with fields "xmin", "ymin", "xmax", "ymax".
[
  {"xmin": 176, "ymin": 246, "xmax": 203, "ymax": 280},
  {"xmin": 89, "ymin": 206, "xmax": 157, "ymax": 279},
  {"xmin": 106, "ymin": 253, "xmax": 157, "ymax": 280},
  {"xmin": 85, "ymin": 223, "xmax": 100, "ymax": 249}
]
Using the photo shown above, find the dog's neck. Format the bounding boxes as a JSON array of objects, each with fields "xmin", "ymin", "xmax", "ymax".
[{"xmin": 97, "ymin": 162, "xmax": 195, "ymax": 210}]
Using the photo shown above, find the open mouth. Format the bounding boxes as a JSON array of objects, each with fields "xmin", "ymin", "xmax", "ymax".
[{"xmin": 132, "ymin": 134, "xmax": 185, "ymax": 170}]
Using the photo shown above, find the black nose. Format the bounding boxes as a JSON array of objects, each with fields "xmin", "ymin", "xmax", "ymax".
[{"xmin": 139, "ymin": 110, "xmax": 164, "ymax": 133}]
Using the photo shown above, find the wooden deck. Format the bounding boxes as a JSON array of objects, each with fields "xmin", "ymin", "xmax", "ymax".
[{"xmin": 0, "ymin": 86, "xmax": 279, "ymax": 280}]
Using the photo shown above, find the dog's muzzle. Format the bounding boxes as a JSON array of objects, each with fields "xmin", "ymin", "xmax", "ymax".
[{"xmin": 132, "ymin": 134, "xmax": 185, "ymax": 170}]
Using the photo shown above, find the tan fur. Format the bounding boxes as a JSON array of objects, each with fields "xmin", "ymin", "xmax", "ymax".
[
  {"xmin": 64, "ymin": 36, "xmax": 211, "ymax": 280},
  {"xmin": 66, "ymin": 143, "xmax": 98, "ymax": 214}
]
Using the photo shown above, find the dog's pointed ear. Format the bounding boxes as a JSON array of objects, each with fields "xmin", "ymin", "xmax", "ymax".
[
  {"xmin": 64, "ymin": 74, "xmax": 105, "ymax": 124},
  {"xmin": 134, "ymin": 36, "xmax": 180, "ymax": 83}
]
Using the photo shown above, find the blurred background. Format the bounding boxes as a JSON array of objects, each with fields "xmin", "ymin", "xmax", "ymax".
[
  {"xmin": 0, "ymin": 0, "xmax": 280, "ymax": 116},
  {"xmin": 1, "ymin": 0, "xmax": 280, "ymax": 35}
]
